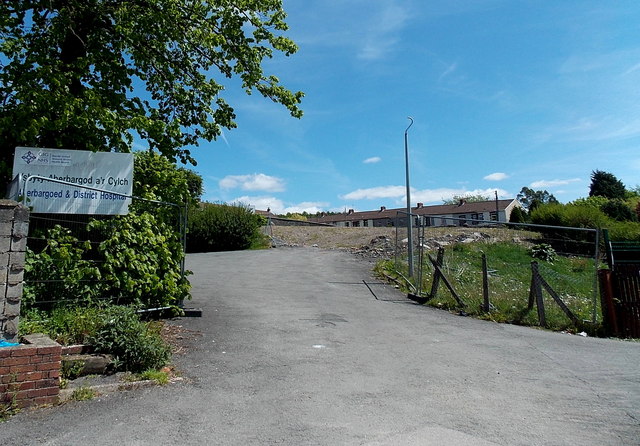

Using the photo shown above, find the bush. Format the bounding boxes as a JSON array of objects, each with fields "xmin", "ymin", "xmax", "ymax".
[
  {"xmin": 601, "ymin": 199, "xmax": 637, "ymax": 222},
  {"xmin": 607, "ymin": 221, "xmax": 640, "ymax": 241},
  {"xmin": 530, "ymin": 243, "xmax": 557, "ymax": 262},
  {"xmin": 88, "ymin": 213, "xmax": 191, "ymax": 309},
  {"xmin": 509, "ymin": 206, "xmax": 526, "ymax": 223},
  {"xmin": 562, "ymin": 204, "xmax": 610, "ymax": 229},
  {"xmin": 20, "ymin": 305, "xmax": 171, "ymax": 373},
  {"xmin": 187, "ymin": 202, "xmax": 266, "ymax": 252},
  {"xmin": 23, "ymin": 225, "xmax": 101, "ymax": 311},
  {"xmin": 530, "ymin": 203, "xmax": 566, "ymax": 227},
  {"xmin": 89, "ymin": 306, "xmax": 171, "ymax": 373}
]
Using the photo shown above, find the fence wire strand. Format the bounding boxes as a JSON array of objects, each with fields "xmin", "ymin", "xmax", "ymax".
[{"xmin": 394, "ymin": 214, "xmax": 600, "ymax": 328}]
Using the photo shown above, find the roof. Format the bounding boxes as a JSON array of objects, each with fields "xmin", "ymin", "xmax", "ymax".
[
  {"xmin": 255, "ymin": 209, "xmax": 276, "ymax": 217},
  {"xmin": 309, "ymin": 199, "xmax": 519, "ymax": 224}
]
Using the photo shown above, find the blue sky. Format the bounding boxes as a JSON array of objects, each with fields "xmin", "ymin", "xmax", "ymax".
[{"xmin": 189, "ymin": 0, "xmax": 640, "ymax": 214}]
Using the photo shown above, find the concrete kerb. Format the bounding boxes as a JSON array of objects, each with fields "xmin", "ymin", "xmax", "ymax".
[{"xmin": 57, "ymin": 376, "xmax": 185, "ymax": 403}]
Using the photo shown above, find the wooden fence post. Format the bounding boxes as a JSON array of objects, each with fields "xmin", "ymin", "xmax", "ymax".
[
  {"xmin": 428, "ymin": 253, "xmax": 466, "ymax": 308},
  {"xmin": 428, "ymin": 247, "xmax": 444, "ymax": 299},
  {"xmin": 531, "ymin": 261, "xmax": 546, "ymax": 327},
  {"xmin": 481, "ymin": 253, "xmax": 490, "ymax": 312}
]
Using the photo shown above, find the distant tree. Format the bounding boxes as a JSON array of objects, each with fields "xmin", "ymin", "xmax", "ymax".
[
  {"xmin": 601, "ymin": 199, "xmax": 637, "ymax": 222},
  {"xmin": 571, "ymin": 196, "xmax": 610, "ymax": 209},
  {"xmin": 509, "ymin": 206, "xmax": 526, "ymax": 223},
  {"xmin": 589, "ymin": 170, "xmax": 626, "ymax": 200},
  {"xmin": 283, "ymin": 213, "xmax": 307, "ymax": 221},
  {"xmin": 517, "ymin": 187, "xmax": 558, "ymax": 212},
  {"xmin": 442, "ymin": 194, "xmax": 490, "ymax": 205}
]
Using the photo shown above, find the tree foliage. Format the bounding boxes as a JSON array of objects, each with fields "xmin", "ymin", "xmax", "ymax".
[
  {"xmin": 589, "ymin": 170, "xmax": 626, "ymax": 200},
  {"xmin": 508, "ymin": 206, "xmax": 526, "ymax": 223},
  {"xmin": 601, "ymin": 199, "xmax": 637, "ymax": 222},
  {"xmin": 0, "ymin": 0, "xmax": 303, "ymax": 189},
  {"xmin": 516, "ymin": 187, "xmax": 558, "ymax": 211},
  {"xmin": 442, "ymin": 194, "xmax": 491, "ymax": 205},
  {"xmin": 180, "ymin": 167, "xmax": 203, "ymax": 202}
]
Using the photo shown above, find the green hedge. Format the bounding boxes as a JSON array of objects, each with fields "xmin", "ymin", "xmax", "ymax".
[
  {"xmin": 531, "ymin": 203, "xmax": 640, "ymax": 241},
  {"xmin": 187, "ymin": 203, "xmax": 266, "ymax": 252}
]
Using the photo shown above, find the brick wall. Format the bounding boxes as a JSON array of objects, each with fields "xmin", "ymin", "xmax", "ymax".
[
  {"xmin": 1, "ymin": 334, "xmax": 61, "ymax": 409},
  {"xmin": 1, "ymin": 200, "xmax": 29, "ymax": 343}
]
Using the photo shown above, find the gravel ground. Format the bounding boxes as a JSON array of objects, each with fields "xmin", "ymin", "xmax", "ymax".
[{"xmin": 268, "ymin": 224, "xmax": 539, "ymax": 260}]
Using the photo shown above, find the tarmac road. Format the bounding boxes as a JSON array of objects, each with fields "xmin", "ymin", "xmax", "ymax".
[{"xmin": 3, "ymin": 248, "xmax": 640, "ymax": 445}]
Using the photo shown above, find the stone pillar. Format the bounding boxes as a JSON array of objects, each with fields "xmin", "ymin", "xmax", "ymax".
[{"xmin": 0, "ymin": 200, "xmax": 29, "ymax": 343}]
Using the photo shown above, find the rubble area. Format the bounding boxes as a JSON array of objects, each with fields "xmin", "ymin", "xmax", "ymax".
[{"xmin": 268, "ymin": 225, "xmax": 534, "ymax": 260}]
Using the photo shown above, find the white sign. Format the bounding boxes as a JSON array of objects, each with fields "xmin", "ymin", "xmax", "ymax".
[{"xmin": 12, "ymin": 147, "xmax": 134, "ymax": 215}]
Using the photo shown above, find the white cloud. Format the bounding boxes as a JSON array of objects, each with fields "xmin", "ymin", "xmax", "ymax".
[
  {"xmin": 623, "ymin": 61, "xmax": 640, "ymax": 76},
  {"xmin": 530, "ymin": 178, "xmax": 581, "ymax": 189},
  {"xmin": 543, "ymin": 117, "xmax": 640, "ymax": 143},
  {"xmin": 412, "ymin": 188, "xmax": 509, "ymax": 205},
  {"xmin": 232, "ymin": 195, "xmax": 328, "ymax": 215},
  {"xmin": 483, "ymin": 172, "xmax": 509, "ymax": 181},
  {"xmin": 232, "ymin": 196, "xmax": 282, "ymax": 213},
  {"xmin": 282, "ymin": 202, "xmax": 330, "ymax": 215},
  {"xmin": 438, "ymin": 62, "xmax": 458, "ymax": 82},
  {"xmin": 341, "ymin": 185, "xmax": 510, "ymax": 205},
  {"xmin": 219, "ymin": 173, "xmax": 285, "ymax": 192},
  {"xmin": 357, "ymin": 4, "xmax": 410, "ymax": 60},
  {"xmin": 341, "ymin": 185, "xmax": 406, "ymax": 200},
  {"xmin": 363, "ymin": 156, "xmax": 381, "ymax": 164}
]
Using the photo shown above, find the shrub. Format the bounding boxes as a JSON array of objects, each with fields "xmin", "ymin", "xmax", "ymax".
[
  {"xmin": 187, "ymin": 202, "xmax": 266, "ymax": 252},
  {"xmin": 607, "ymin": 221, "xmax": 640, "ymax": 241},
  {"xmin": 88, "ymin": 306, "xmax": 171, "ymax": 373},
  {"xmin": 601, "ymin": 199, "xmax": 637, "ymax": 222},
  {"xmin": 509, "ymin": 206, "xmax": 526, "ymax": 223},
  {"xmin": 530, "ymin": 203, "xmax": 566, "ymax": 227},
  {"xmin": 19, "ymin": 306, "xmax": 104, "ymax": 345},
  {"xmin": 88, "ymin": 213, "xmax": 191, "ymax": 309},
  {"xmin": 531, "ymin": 202, "xmax": 640, "ymax": 241},
  {"xmin": 530, "ymin": 243, "xmax": 557, "ymax": 262},
  {"xmin": 21, "ymin": 305, "xmax": 172, "ymax": 373},
  {"xmin": 562, "ymin": 204, "xmax": 609, "ymax": 229},
  {"xmin": 23, "ymin": 225, "xmax": 101, "ymax": 311}
]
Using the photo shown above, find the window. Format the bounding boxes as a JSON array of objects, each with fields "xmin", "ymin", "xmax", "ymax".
[{"xmin": 490, "ymin": 211, "xmax": 498, "ymax": 221}]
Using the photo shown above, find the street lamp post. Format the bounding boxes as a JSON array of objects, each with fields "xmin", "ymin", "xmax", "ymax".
[{"xmin": 404, "ymin": 117, "xmax": 414, "ymax": 277}]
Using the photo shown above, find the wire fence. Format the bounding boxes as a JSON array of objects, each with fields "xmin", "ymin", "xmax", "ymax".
[
  {"xmin": 13, "ymin": 176, "xmax": 187, "ymax": 310},
  {"xmin": 394, "ymin": 213, "xmax": 600, "ymax": 330}
]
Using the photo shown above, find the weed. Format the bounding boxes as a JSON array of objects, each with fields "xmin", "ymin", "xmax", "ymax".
[
  {"xmin": 0, "ymin": 389, "xmax": 19, "ymax": 422},
  {"xmin": 530, "ymin": 243, "xmax": 557, "ymax": 262},
  {"xmin": 71, "ymin": 386, "xmax": 96, "ymax": 401},
  {"xmin": 62, "ymin": 360, "xmax": 85, "ymax": 380},
  {"xmin": 138, "ymin": 369, "xmax": 170, "ymax": 385}
]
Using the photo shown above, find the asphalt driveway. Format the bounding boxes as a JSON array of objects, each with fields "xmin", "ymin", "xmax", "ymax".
[{"xmin": 3, "ymin": 248, "xmax": 639, "ymax": 445}]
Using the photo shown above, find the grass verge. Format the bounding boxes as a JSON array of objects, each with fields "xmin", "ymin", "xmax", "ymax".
[{"xmin": 377, "ymin": 241, "xmax": 598, "ymax": 333}]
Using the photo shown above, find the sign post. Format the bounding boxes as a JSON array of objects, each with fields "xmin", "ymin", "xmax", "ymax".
[{"xmin": 12, "ymin": 147, "xmax": 134, "ymax": 215}]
